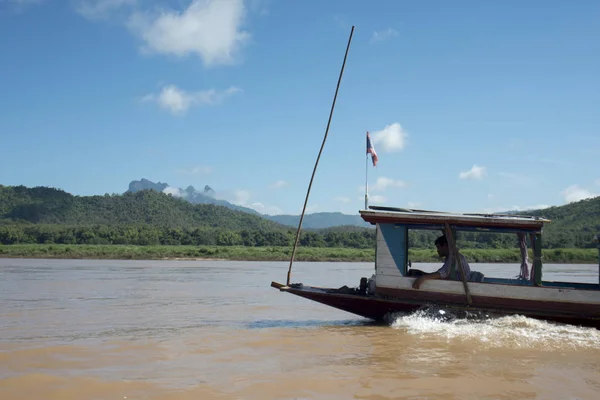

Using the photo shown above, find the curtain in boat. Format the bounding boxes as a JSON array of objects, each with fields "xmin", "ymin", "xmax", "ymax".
[{"xmin": 518, "ymin": 232, "xmax": 530, "ymax": 280}]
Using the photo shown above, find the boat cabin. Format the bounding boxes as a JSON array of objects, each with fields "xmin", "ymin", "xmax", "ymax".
[{"xmin": 359, "ymin": 206, "xmax": 598, "ymax": 292}]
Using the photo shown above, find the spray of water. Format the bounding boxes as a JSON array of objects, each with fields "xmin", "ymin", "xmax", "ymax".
[{"xmin": 388, "ymin": 305, "xmax": 600, "ymax": 351}]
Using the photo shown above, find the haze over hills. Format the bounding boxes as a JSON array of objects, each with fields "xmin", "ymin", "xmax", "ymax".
[
  {"xmin": 126, "ymin": 178, "xmax": 371, "ymax": 229},
  {"xmin": 127, "ymin": 179, "xmax": 262, "ymax": 216}
]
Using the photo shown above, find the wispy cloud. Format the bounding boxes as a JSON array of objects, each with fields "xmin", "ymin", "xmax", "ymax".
[
  {"xmin": 7, "ymin": 0, "xmax": 43, "ymax": 4},
  {"xmin": 369, "ymin": 195, "xmax": 388, "ymax": 204},
  {"xmin": 248, "ymin": 0, "xmax": 269, "ymax": 16},
  {"xmin": 163, "ymin": 186, "xmax": 183, "ymax": 197},
  {"xmin": 2, "ymin": 0, "xmax": 44, "ymax": 12},
  {"xmin": 497, "ymin": 172, "xmax": 530, "ymax": 186},
  {"xmin": 333, "ymin": 14, "xmax": 350, "ymax": 30},
  {"xmin": 595, "ymin": 179, "xmax": 600, "ymax": 187},
  {"xmin": 407, "ymin": 201, "xmax": 422, "ymax": 209},
  {"xmin": 481, "ymin": 204, "xmax": 551, "ymax": 214},
  {"xmin": 533, "ymin": 157, "xmax": 575, "ymax": 168},
  {"xmin": 142, "ymin": 84, "xmax": 240, "ymax": 115},
  {"xmin": 370, "ymin": 28, "xmax": 398, "ymax": 43},
  {"xmin": 216, "ymin": 189, "xmax": 282, "ymax": 215},
  {"xmin": 370, "ymin": 123, "xmax": 408, "ymax": 152},
  {"xmin": 249, "ymin": 202, "xmax": 283, "ymax": 215},
  {"xmin": 560, "ymin": 184, "xmax": 598, "ymax": 203},
  {"xmin": 372, "ymin": 177, "xmax": 406, "ymax": 191},
  {"xmin": 127, "ymin": 0, "xmax": 249, "ymax": 67},
  {"xmin": 333, "ymin": 196, "xmax": 351, "ymax": 204},
  {"xmin": 301, "ymin": 204, "xmax": 319, "ymax": 214},
  {"xmin": 459, "ymin": 165, "xmax": 486, "ymax": 180},
  {"xmin": 359, "ymin": 177, "xmax": 406, "ymax": 193},
  {"xmin": 76, "ymin": 0, "xmax": 135, "ymax": 20},
  {"xmin": 361, "ymin": 195, "xmax": 388, "ymax": 204},
  {"xmin": 269, "ymin": 180, "xmax": 288, "ymax": 189},
  {"xmin": 175, "ymin": 165, "xmax": 213, "ymax": 175}
]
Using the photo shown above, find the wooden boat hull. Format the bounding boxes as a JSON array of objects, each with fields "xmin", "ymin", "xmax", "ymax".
[{"xmin": 271, "ymin": 281, "xmax": 600, "ymax": 329}]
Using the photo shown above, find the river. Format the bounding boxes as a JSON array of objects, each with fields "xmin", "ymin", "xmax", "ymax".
[{"xmin": 1, "ymin": 258, "xmax": 599, "ymax": 399}]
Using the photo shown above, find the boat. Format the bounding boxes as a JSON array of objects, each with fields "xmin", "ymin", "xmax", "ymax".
[
  {"xmin": 271, "ymin": 206, "xmax": 600, "ymax": 329},
  {"xmin": 270, "ymin": 25, "xmax": 600, "ymax": 329}
]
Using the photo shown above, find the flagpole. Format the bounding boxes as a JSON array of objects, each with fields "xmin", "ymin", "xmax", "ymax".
[{"xmin": 365, "ymin": 147, "xmax": 369, "ymax": 210}]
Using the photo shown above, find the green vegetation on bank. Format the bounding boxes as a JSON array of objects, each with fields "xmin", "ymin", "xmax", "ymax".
[
  {"xmin": 0, "ymin": 244, "xmax": 597, "ymax": 264},
  {"xmin": 0, "ymin": 185, "xmax": 599, "ymax": 262}
]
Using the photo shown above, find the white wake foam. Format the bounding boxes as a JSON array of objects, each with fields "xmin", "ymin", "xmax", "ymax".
[{"xmin": 389, "ymin": 306, "xmax": 600, "ymax": 351}]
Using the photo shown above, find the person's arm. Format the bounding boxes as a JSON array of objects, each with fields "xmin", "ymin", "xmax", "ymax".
[
  {"xmin": 412, "ymin": 271, "xmax": 442, "ymax": 289},
  {"xmin": 412, "ymin": 256, "xmax": 451, "ymax": 289}
]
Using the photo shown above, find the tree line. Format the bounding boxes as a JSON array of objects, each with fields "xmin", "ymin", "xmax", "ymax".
[
  {"xmin": 1, "ymin": 184, "xmax": 598, "ymax": 249},
  {"xmin": 0, "ymin": 224, "xmax": 377, "ymax": 248}
]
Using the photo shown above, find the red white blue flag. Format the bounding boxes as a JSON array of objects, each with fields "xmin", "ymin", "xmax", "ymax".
[{"xmin": 366, "ymin": 131, "xmax": 378, "ymax": 166}]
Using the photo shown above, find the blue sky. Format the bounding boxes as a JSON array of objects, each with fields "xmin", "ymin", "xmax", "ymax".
[{"xmin": 1, "ymin": 0, "xmax": 599, "ymax": 216}]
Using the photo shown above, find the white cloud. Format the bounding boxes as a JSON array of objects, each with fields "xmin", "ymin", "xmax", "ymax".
[
  {"xmin": 128, "ymin": 0, "xmax": 250, "ymax": 67},
  {"xmin": 370, "ymin": 123, "xmax": 408, "ymax": 152},
  {"xmin": 560, "ymin": 185, "xmax": 598, "ymax": 204},
  {"xmin": 595, "ymin": 179, "xmax": 600, "ymax": 186},
  {"xmin": 459, "ymin": 165, "xmax": 486, "ymax": 180},
  {"xmin": 407, "ymin": 201, "xmax": 422, "ymax": 209},
  {"xmin": 76, "ymin": 0, "xmax": 135, "ymax": 19},
  {"xmin": 249, "ymin": 202, "xmax": 283, "ymax": 215},
  {"xmin": 231, "ymin": 189, "xmax": 250, "ymax": 206},
  {"xmin": 370, "ymin": 28, "xmax": 398, "ymax": 43},
  {"xmin": 142, "ymin": 84, "xmax": 240, "ymax": 115},
  {"xmin": 370, "ymin": 195, "xmax": 388, "ymax": 204},
  {"xmin": 216, "ymin": 188, "xmax": 282, "ymax": 215},
  {"xmin": 269, "ymin": 180, "xmax": 288, "ymax": 189},
  {"xmin": 372, "ymin": 176, "xmax": 406, "ymax": 191},
  {"xmin": 176, "ymin": 165, "xmax": 213, "ymax": 175},
  {"xmin": 487, "ymin": 194, "xmax": 495, "ymax": 199},
  {"xmin": 163, "ymin": 186, "xmax": 183, "ymax": 197},
  {"xmin": 304, "ymin": 204, "xmax": 319, "ymax": 214},
  {"xmin": 359, "ymin": 177, "xmax": 406, "ymax": 193}
]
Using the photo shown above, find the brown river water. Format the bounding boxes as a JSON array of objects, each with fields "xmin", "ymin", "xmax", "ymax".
[{"xmin": 1, "ymin": 258, "xmax": 599, "ymax": 399}]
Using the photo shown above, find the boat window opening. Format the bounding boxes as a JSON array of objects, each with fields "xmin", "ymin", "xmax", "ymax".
[{"xmin": 404, "ymin": 227, "xmax": 536, "ymax": 286}]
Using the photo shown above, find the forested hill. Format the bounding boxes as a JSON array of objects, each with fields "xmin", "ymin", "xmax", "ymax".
[
  {"xmin": 0, "ymin": 185, "xmax": 287, "ymax": 231},
  {"xmin": 516, "ymin": 196, "xmax": 600, "ymax": 248},
  {"xmin": 0, "ymin": 185, "xmax": 599, "ymax": 249}
]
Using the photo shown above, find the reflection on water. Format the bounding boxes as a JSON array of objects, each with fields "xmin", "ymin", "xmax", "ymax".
[{"xmin": 1, "ymin": 258, "xmax": 599, "ymax": 400}]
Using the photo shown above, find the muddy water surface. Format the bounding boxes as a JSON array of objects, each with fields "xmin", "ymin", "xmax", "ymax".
[{"xmin": 1, "ymin": 259, "xmax": 599, "ymax": 399}]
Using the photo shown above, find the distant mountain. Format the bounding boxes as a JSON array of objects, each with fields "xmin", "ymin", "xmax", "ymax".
[
  {"xmin": 126, "ymin": 178, "xmax": 261, "ymax": 216},
  {"xmin": 128, "ymin": 178, "xmax": 168, "ymax": 193},
  {"xmin": 126, "ymin": 179, "xmax": 369, "ymax": 228}
]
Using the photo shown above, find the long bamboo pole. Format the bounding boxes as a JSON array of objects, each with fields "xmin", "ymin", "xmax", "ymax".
[
  {"xmin": 444, "ymin": 223, "xmax": 472, "ymax": 305},
  {"xmin": 286, "ymin": 26, "xmax": 355, "ymax": 286}
]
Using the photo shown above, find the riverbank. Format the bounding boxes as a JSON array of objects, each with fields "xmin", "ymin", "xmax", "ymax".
[{"xmin": 0, "ymin": 244, "xmax": 597, "ymax": 263}]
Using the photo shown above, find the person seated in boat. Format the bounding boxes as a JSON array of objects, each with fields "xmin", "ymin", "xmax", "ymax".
[{"xmin": 409, "ymin": 235, "xmax": 472, "ymax": 289}]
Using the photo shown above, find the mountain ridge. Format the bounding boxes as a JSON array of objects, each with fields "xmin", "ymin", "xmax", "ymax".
[{"xmin": 126, "ymin": 178, "xmax": 371, "ymax": 229}]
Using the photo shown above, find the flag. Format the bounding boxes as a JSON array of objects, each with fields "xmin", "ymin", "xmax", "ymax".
[{"xmin": 366, "ymin": 131, "xmax": 378, "ymax": 166}]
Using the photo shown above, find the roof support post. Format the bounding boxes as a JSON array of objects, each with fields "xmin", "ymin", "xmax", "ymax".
[
  {"xmin": 444, "ymin": 223, "xmax": 472, "ymax": 305},
  {"xmin": 594, "ymin": 234, "xmax": 600, "ymax": 286},
  {"xmin": 533, "ymin": 233, "xmax": 543, "ymax": 286}
]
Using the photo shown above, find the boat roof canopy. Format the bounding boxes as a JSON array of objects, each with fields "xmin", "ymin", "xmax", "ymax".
[{"xmin": 360, "ymin": 206, "xmax": 550, "ymax": 233}]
